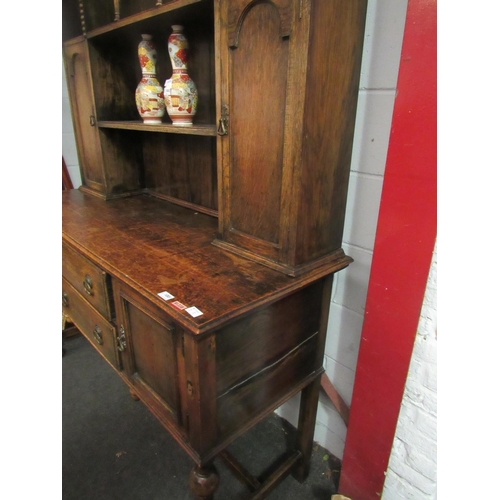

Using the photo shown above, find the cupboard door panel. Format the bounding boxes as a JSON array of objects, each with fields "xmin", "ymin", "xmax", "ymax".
[
  {"xmin": 229, "ymin": 1, "xmax": 288, "ymax": 245},
  {"xmin": 64, "ymin": 39, "xmax": 105, "ymax": 192},
  {"xmin": 115, "ymin": 285, "xmax": 181, "ymax": 423},
  {"xmin": 219, "ymin": 0, "xmax": 294, "ymax": 259},
  {"xmin": 226, "ymin": 0, "xmax": 294, "ymax": 45},
  {"xmin": 129, "ymin": 305, "xmax": 177, "ymax": 408}
]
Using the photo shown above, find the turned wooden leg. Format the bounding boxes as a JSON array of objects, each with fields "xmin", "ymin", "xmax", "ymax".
[
  {"xmin": 130, "ymin": 389, "xmax": 140, "ymax": 401},
  {"xmin": 188, "ymin": 462, "xmax": 220, "ymax": 500},
  {"xmin": 292, "ymin": 376, "xmax": 322, "ymax": 483}
]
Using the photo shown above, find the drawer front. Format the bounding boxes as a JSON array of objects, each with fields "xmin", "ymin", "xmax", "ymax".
[
  {"xmin": 62, "ymin": 278, "xmax": 118, "ymax": 368},
  {"xmin": 62, "ymin": 243, "xmax": 113, "ymax": 320}
]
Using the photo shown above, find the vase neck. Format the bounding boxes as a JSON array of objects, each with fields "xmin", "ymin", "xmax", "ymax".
[{"xmin": 170, "ymin": 59, "xmax": 188, "ymax": 71}]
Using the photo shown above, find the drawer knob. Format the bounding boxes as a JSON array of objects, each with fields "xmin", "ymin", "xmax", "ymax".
[
  {"xmin": 117, "ymin": 325, "xmax": 127, "ymax": 352},
  {"xmin": 62, "ymin": 291, "xmax": 69, "ymax": 308},
  {"xmin": 93, "ymin": 326, "xmax": 103, "ymax": 345},
  {"xmin": 83, "ymin": 274, "xmax": 93, "ymax": 295}
]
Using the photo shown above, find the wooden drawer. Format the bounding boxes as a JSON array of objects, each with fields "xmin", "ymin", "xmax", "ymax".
[
  {"xmin": 62, "ymin": 277, "xmax": 119, "ymax": 369},
  {"xmin": 62, "ymin": 243, "xmax": 113, "ymax": 320}
]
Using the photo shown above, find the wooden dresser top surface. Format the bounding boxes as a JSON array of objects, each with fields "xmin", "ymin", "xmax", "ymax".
[{"xmin": 63, "ymin": 190, "xmax": 350, "ymax": 333}]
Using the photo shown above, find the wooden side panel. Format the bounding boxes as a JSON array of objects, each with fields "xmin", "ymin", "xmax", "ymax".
[
  {"xmin": 144, "ymin": 134, "xmax": 218, "ymax": 212},
  {"xmin": 63, "ymin": 39, "xmax": 105, "ymax": 193},
  {"xmin": 88, "ymin": 36, "xmax": 139, "ymax": 121},
  {"xmin": 99, "ymin": 128, "xmax": 145, "ymax": 195},
  {"xmin": 215, "ymin": 280, "xmax": 324, "ymax": 439},
  {"xmin": 217, "ymin": 334, "xmax": 318, "ymax": 439},
  {"xmin": 224, "ymin": 0, "xmax": 291, "ymax": 252},
  {"xmin": 295, "ymin": 0, "xmax": 367, "ymax": 263}
]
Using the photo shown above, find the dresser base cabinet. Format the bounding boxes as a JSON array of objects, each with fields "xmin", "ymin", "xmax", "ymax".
[{"xmin": 62, "ymin": 191, "xmax": 349, "ymax": 498}]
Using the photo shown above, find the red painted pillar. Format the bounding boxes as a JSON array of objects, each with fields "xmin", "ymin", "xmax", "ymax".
[{"xmin": 338, "ymin": 0, "xmax": 436, "ymax": 498}]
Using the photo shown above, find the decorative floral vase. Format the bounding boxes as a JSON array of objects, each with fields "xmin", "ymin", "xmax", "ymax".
[
  {"xmin": 164, "ymin": 25, "xmax": 198, "ymax": 126},
  {"xmin": 135, "ymin": 34, "xmax": 165, "ymax": 124}
]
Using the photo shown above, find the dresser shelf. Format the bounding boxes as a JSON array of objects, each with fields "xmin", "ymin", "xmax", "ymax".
[
  {"xmin": 86, "ymin": 0, "xmax": 206, "ymax": 39},
  {"xmin": 98, "ymin": 120, "xmax": 217, "ymax": 136}
]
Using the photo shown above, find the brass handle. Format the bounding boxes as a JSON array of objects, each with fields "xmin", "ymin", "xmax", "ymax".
[
  {"xmin": 89, "ymin": 114, "xmax": 96, "ymax": 126},
  {"xmin": 83, "ymin": 274, "xmax": 93, "ymax": 295},
  {"xmin": 217, "ymin": 105, "xmax": 229, "ymax": 136},
  {"xmin": 62, "ymin": 291, "xmax": 69, "ymax": 308},
  {"xmin": 93, "ymin": 326, "xmax": 103, "ymax": 345},
  {"xmin": 217, "ymin": 117, "xmax": 228, "ymax": 136},
  {"xmin": 117, "ymin": 325, "xmax": 127, "ymax": 352}
]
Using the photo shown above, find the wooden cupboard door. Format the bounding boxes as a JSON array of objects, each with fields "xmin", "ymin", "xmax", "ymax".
[
  {"xmin": 113, "ymin": 282, "xmax": 181, "ymax": 425},
  {"xmin": 217, "ymin": 0, "xmax": 296, "ymax": 261},
  {"xmin": 63, "ymin": 38, "xmax": 105, "ymax": 194}
]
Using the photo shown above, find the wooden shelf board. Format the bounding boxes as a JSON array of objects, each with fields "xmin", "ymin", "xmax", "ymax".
[
  {"xmin": 87, "ymin": 0, "xmax": 204, "ymax": 39},
  {"xmin": 98, "ymin": 121, "xmax": 217, "ymax": 137}
]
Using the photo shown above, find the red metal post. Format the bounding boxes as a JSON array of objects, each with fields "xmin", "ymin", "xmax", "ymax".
[{"xmin": 339, "ymin": 0, "xmax": 437, "ymax": 498}]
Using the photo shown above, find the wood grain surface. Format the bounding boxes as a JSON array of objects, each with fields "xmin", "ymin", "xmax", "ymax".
[{"xmin": 63, "ymin": 190, "xmax": 351, "ymax": 334}]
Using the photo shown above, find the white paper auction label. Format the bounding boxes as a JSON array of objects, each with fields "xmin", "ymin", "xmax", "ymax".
[
  {"xmin": 186, "ymin": 306, "xmax": 203, "ymax": 318},
  {"xmin": 158, "ymin": 291, "xmax": 174, "ymax": 301}
]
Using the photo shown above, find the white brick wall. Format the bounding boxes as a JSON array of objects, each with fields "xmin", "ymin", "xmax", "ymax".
[
  {"xmin": 382, "ymin": 242, "xmax": 437, "ymax": 500},
  {"xmin": 276, "ymin": 0, "xmax": 409, "ymax": 460}
]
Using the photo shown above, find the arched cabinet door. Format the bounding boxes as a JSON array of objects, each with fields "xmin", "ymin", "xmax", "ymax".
[
  {"xmin": 63, "ymin": 38, "xmax": 105, "ymax": 195},
  {"xmin": 216, "ymin": 0, "xmax": 298, "ymax": 266},
  {"xmin": 215, "ymin": 0, "xmax": 368, "ymax": 277}
]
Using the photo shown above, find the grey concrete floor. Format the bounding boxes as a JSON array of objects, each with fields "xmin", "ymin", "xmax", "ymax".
[{"xmin": 63, "ymin": 334, "xmax": 341, "ymax": 500}]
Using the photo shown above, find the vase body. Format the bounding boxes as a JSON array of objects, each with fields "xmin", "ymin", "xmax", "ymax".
[
  {"xmin": 164, "ymin": 25, "xmax": 198, "ymax": 126},
  {"xmin": 135, "ymin": 34, "xmax": 165, "ymax": 124}
]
